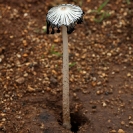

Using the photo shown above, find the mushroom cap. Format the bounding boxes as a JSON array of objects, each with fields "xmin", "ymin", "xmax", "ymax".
[{"xmin": 46, "ymin": 4, "xmax": 84, "ymax": 34}]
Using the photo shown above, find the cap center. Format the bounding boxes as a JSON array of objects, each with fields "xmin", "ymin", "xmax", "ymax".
[{"xmin": 61, "ymin": 7, "xmax": 66, "ymax": 10}]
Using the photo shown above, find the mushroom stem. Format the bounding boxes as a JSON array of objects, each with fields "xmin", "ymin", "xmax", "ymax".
[{"xmin": 62, "ymin": 25, "xmax": 71, "ymax": 129}]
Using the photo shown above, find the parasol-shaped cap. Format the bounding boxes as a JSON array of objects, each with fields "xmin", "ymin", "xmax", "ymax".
[{"xmin": 46, "ymin": 4, "xmax": 84, "ymax": 34}]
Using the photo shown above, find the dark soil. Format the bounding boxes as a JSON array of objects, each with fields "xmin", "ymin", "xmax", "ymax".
[{"xmin": 0, "ymin": 0, "xmax": 133, "ymax": 133}]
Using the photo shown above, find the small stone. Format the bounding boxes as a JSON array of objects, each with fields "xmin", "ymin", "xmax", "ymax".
[
  {"xmin": 51, "ymin": 70, "xmax": 57, "ymax": 75},
  {"xmin": 5, "ymin": 94, "xmax": 9, "ymax": 98},
  {"xmin": 24, "ymin": 13, "xmax": 28, "ymax": 17},
  {"xmin": 91, "ymin": 81, "xmax": 96, "ymax": 86},
  {"xmin": 10, "ymin": 36, "xmax": 14, "ymax": 39},
  {"xmin": 123, "ymin": 12, "xmax": 127, "ymax": 16},
  {"xmin": 27, "ymin": 85, "xmax": 35, "ymax": 92},
  {"xmin": 102, "ymin": 102, "xmax": 107, "ymax": 107},
  {"xmin": 0, "ymin": 122, "xmax": 3, "ymax": 127},
  {"xmin": 42, "ymin": 26, "xmax": 46, "ymax": 30},
  {"xmin": 2, "ymin": 118, "xmax": 6, "ymax": 122},
  {"xmin": 92, "ymin": 77, "xmax": 97, "ymax": 81},
  {"xmin": 87, "ymin": 0, "xmax": 91, "ymax": 2},
  {"xmin": 129, "ymin": 121, "xmax": 133, "ymax": 125},
  {"xmin": 81, "ymin": 70, "xmax": 86, "ymax": 75},
  {"xmin": 54, "ymin": 38, "xmax": 61, "ymax": 43},
  {"xmin": 97, "ymin": 81, "xmax": 102, "ymax": 85},
  {"xmin": 81, "ymin": 54, "xmax": 86, "ymax": 59},
  {"xmin": 118, "ymin": 90, "xmax": 122, "ymax": 94},
  {"xmin": 16, "ymin": 115, "xmax": 21, "ymax": 119},
  {"xmin": 23, "ymin": 53, "xmax": 28, "ymax": 57},
  {"xmin": 121, "ymin": 121, "xmax": 125, "ymax": 125},
  {"xmin": 23, "ymin": 73, "xmax": 28, "ymax": 77},
  {"xmin": 0, "ymin": 58, "xmax": 2, "ymax": 62},
  {"xmin": 16, "ymin": 77, "xmax": 25, "ymax": 84},
  {"xmin": 118, "ymin": 129, "xmax": 125, "ymax": 133},
  {"xmin": 107, "ymin": 53, "xmax": 112, "ymax": 56},
  {"xmin": 42, "ymin": 90, "xmax": 44, "ymax": 93},
  {"xmin": 129, "ymin": 115, "xmax": 132, "ymax": 120},
  {"xmin": 92, "ymin": 109, "xmax": 96, "ymax": 113},
  {"xmin": 40, "ymin": 123, "xmax": 45, "ymax": 129},
  {"xmin": 73, "ymin": 93, "xmax": 77, "ymax": 97},
  {"xmin": 1, "ymin": 113, "xmax": 6, "ymax": 116},
  {"xmin": 17, "ymin": 54, "xmax": 21, "ymax": 58},
  {"xmin": 112, "ymin": 71, "xmax": 115, "ymax": 75},
  {"xmin": 6, "ymin": 76, "xmax": 10, "ymax": 79},
  {"xmin": 46, "ymin": 87, "xmax": 51, "ymax": 92},
  {"xmin": 127, "ymin": 73, "xmax": 131, "ymax": 77},
  {"xmin": 101, "ymin": 73, "xmax": 106, "ymax": 77},
  {"xmin": 82, "ymin": 90, "xmax": 89, "ymax": 94},
  {"xmin": 110, "ymin": 130, "xmax": 116, "ymax": 133},
  {"xmin": 96, "ymin": 90, "xmax": 101, "ymax": 95},
  {"xmin": 23, "ymin": 40, "xmax": 27, "ymax": 46}
]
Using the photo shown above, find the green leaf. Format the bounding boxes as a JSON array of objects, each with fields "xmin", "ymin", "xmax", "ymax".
[
  {"xmin": 97, "ymin": 0, "xmax": 109, "ymax": 12},
  {"xmin": 69, "ymin": 62, "xmax": 76, "ymax": 67},
  {"xmin": 126, "ymin": 0, "xmax": 130, "ymax": 4},
  {"xmin": 94, "ymin": 12, "xmax": 110, "ymax": 23},
  {"xmin": 50, "ymin": 45, "xmax": 62, "ymax": 57}
]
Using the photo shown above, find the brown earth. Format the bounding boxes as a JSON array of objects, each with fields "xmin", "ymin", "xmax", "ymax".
[{"xmin": 0, "ymin": 0, "xmax": 133, "ymax": 133}]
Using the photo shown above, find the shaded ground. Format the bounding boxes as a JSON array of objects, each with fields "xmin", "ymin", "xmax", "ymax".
[{"xmin": 0, "ymin": 0, "xmax": 133, "ymax": 133}]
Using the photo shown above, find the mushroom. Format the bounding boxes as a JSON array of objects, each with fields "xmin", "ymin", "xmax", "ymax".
[{"xmin": 46, "ymin": 4, "xmax": 84, "ymax": 129}]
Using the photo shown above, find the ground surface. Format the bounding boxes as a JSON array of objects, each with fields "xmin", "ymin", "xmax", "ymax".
[{"xmin": 0, "ymin": 0, "xmax": 133, "ymax": 133}]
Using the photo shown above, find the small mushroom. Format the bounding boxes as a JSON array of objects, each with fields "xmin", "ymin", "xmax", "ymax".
[{"xmin": 46, "ymin": 4, "xmax": 84, "ymax": 129}]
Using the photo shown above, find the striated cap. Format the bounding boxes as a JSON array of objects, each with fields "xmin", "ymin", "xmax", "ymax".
[{"xmin": 46, "ymin": 4, "xmax": 84, "ymax": 34}]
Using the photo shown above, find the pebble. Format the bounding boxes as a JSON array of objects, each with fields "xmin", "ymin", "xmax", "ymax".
[
  {"xmin": 40, "ymin": 123, "xmax": 45, "ymax": 129},
  {"xmin": 42, "ymin": 26, "xmax": 46, "ymax": 30},
  {"xmin": 24, "ymin": 13, "xmax": 28, "ymax": 17},
  {"xmin": 73, "ymin": 93, "xmax": 77, "ymax": 97},
  {"xmin": 127, "ymin": 73, "xmax": 131, "ymax": 77},
  {"xmin": 23, "ymin": 73, "xmax": 28, "ymax": 77},
  {"xmin": 82, "ymin": 90, "xmax": 89, "ymax": 94},
  {"xmin": 112, "ymin": 71, "xmax": 115, "ymax": 75},
  {"xmin": 54, "ymin": 38, "xmax": 61, "ymax": 43},
  {"xmin": 96, "ymin": 90, "xmax": 101, "ymax": 95},
  {"xmin": 23, "ymin": 53, "xmax": 28, "ymax": 57},
  {"xmin": 15, "ymin": 77, "xmax": 25, "ymax": 84},
  {"xmin": 121, "ymin": 121, "xmax": 125, "ymax": 125},
  {"xmin": 46, "ymin": 87, "xmax": 51, "ymax": 92},
  {"xmin": 129, "ymin": 121, "xmax": 133, "ymax": 125},
  {"xmin": 92, "ymin": 109, "xmax": 96, "ymax": 113},
  {"xmin": 92, "ymin": 77, "xmax": 97, "ymax": 81},
  {"xmin": 17, "ymin": 54, "xmax": 21, "ymax": 58},
  {"xmin": 0, "ymin": 58, "xmax": 2, "ymax": 62},
  {"xmin": 107, "ymin": 53, "xmax": 112, "ymax": 56},
  {"xmin": 97, "ymin": 81, "xmax": 102, "ymax": 85},
  {"xmin": 102, "ymin": 102, "xmax": 107, "ymax": 107},
  {"xmin": 0, "ymin": 55, "xmax": 4, "ymax": 62},
  {"xmin": 1, "ymin": 113, "xmax": 6, "ymax": 116},
  {"xmin": 118, "ymin": 129, "xmax": 125, "ymax": 133},
  {"xmin": 0, "ymin": 123, "xmax": 3, "ymax": 128},
  {"xmin": 2, "ymin": 118, "xmax": 6, "ymax": 122},
  {"xmin": 110, "ymin": 130, "xmax": 116, "ymax": 133},
  {"xmin": 51, "ymin": 70, "xmax": 57, "ymax": 75},
  {"xmin": 128, "ymin": 115, "xmax": 132, "ymax": 120},
  {"xmin": 27, "ymin": 85, "xmax": 35, "ymax": 92},
  {"xmin": 91, "ymin": 81, "xmax": 96, "ymax": 86}
]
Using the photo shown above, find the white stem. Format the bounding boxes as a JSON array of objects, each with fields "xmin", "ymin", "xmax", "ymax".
[{"xmin": 62, "ymin": 25, "xmax": 71, "ymax": 129}]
